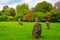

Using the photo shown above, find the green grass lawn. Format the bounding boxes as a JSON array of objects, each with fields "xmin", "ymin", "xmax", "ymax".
[{"xmin": 0, "ymin": 22, "xmax": 60, "ymax": 40}]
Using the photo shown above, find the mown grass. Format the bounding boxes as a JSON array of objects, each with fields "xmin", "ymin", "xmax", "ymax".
[{"xmin": 0, "ymin": 22, "xmax": 60, "ymax": 40}]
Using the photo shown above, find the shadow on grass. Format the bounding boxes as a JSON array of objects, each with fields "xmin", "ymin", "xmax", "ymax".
[{"xmin": 31, "ymin": 36, "xmax": 48, "ymax": 40}]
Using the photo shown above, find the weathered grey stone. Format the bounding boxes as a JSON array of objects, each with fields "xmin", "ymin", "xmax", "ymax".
[
  {"xmin": 32, "ymin": 18, "xmax": 42, "ymax": 39},
  {"xmin": 18, "ymin": 19, "xmax": 23, "ymax": 25},
  {"xmin": 46, "ymin": 21, "xmax": 50, "ymax": 29}
]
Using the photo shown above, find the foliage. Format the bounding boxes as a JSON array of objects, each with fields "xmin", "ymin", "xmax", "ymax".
[
  {"xmin": 14, "ymin": 13, "xmax": 23, "ymax": 21},
  {"xmin": 9, "ymin": 8, "xmax": 16, "ymax": 16},
  {"xmin": 0, "ymin": 15, "xmax": 8, "ymax": 21},
  {"xmin": 0, "ymin": 1, "xmax": 60, "ymax": 22},
  {"xmin": 16, "ymin": 3, "xmax": 29, "ymax": 15},
  {"xmin": 0, "ymin": 11, "xmax": 2, "ymax": 16},
  {"xmin": 50, "ymin": 9, "xmax": 60, "ymax": 22},
  {"xmin": 8, "ymin": 16, "xmax": 14, "ymax": 21},
  {"xmin": 3, "ymin": 6, "xmax": 9, "ymax": 10},
  {"xmin": 42, "ymin": 13, "xmax": 51, "ymax": 21},
  {"xmin": 33, "ymin": 1, "xmax": 53, "ymax": 13},
  {"xmin": 34, "ymin": 12, "xmax": 44, "ymax": 21},
  {"xmin": 23, "ymin": 13, "xmax": 34, "ymax": 21},
  {"xmin": 2, "ymin": 6, "xmax": 10, "ymax": 16}
]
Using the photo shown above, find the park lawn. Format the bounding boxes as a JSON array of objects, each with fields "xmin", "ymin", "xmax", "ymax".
[{"xmin": 0, "ymin": 22, "xmax": 60, "ymax": 40}]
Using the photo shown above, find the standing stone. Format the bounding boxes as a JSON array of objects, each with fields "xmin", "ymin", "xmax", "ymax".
[
  {"xmin": 32, "ymin": 18, "xmax": 42, "ymax": 39},
  {"xmin": 18, "ymin": 19, "xmax": 23, "ymax": 25},
  {"xmin": 46, "ymin": 20, "xmax": 50, "ymax": 29}
]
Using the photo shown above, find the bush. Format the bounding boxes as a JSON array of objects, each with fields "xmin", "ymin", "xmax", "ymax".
[
  {"xmin": 14, "ymin": 13, "xmax": 23, "ymax": 21},
  {"xmin": 8, "ymin": 16, "xmax": 14, "ymax": 21},
  {"xmin": 42, "ymin": 13, "xmax": 51, "ymax": 22},
  {"xmin": 0, "ymin": 15, "xmax": 8, "ymax": 21},
  {"xmin": 0, "ymin": 16, "xmax": 2, "ymax": 21},
  {"xmin": 23, "ymin": 13, "xmax": 34, "ymax": 22},
  {"xmin": 50, "ymin": 9, "xmax": 60, "ymax": 22}
]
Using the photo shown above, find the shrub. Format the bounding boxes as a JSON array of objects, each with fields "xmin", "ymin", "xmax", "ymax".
[
  {"xmin": 23, "ymin": 13, "xmax": 34, "ymax": 22},
  {"xmin": 42, "ymin": 13, "xmax": 51, "ymax": 21},
  {"xmin": 0, "ymin": 15, "xmax": 8, "ymax": 21},
  {"xmin": 14, "ymin": 13, "xmax": 23, "ymax": 21},
  {"xmin": 8, "ymin": 16, "xmax": 14, "ymax": 21},
  {"xmin": 50, "ymin": 9, "xmax": 60, "ymax": 22}
]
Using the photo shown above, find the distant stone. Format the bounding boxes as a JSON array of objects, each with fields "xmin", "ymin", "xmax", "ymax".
[
  {"xmin": 18, "ymin": 19, "xmax": 23, "ymax": 25},
  {"xmin": 46, "ymin": 20, "xmax": 50, "ymax": 29}
]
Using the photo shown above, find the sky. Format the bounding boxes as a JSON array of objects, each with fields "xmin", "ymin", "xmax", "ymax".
[{"xmin": 0, "ymin": 0, "xmax": 60, "ymax": 10}]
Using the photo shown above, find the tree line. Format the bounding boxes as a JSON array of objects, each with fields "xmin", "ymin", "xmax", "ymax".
[{"xmin": 0, "ymin": 1, "xmax": 60, "ymax": 22}]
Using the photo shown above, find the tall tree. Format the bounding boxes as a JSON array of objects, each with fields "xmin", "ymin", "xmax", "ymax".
[
  {"xmin": 2, "ymin": 6, "xmax": 10, "ymax": 15},
  {"xmin": 33, "ymin": 1, "xmax": 53, "ymax": 13},
  {"xmin": 9, "ymin": 8, "xmax": 16, "ymax": 16},
  {"xmin": 16, "ymin": 3, "xmax": 29, "ymax": 15},
  {"xmin": 3, "ymin": 6, "xmax": 9, "ymax": 11}
]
